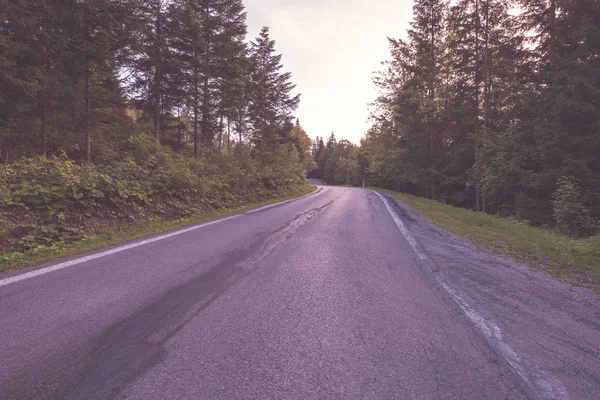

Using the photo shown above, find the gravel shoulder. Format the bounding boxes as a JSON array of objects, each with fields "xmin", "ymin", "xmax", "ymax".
[{"xmin": 384, "ymin": 193, "xmax": 600, "ymax": 400}]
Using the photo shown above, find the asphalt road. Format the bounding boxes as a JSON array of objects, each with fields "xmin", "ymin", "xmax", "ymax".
[{"xmin": 1, "ymin": 186, "xmax": 598, "ymax": 399}]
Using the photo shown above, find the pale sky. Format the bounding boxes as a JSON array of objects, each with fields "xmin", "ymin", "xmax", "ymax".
[{"xmin": 245, "ymin": 0, "xmax": 414, "ymax": 143}]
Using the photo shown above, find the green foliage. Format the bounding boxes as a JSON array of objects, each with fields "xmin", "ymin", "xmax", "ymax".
[
  {"xmin": 342, "ymin": 0, "xmax": 600, "ymax": 238},
  {"xmin": 0, "ymin": 0, "xmax": 315, "ymax": 261},
  {"xmin": 309, "ymin": 132, "xmax": 365, "ymax": 186},
  {"xmin": 18, "ymin": 225, "xmax": 84, "ymax": 251},
  {"xmin": 0, "ymin": 0, "xmax": 303, "ymax": 163},
  {"xmin": 290, "ymin": 121, "xmax": 317, "ymax": 173},
  {"xmin": 552, "ymin": 177, "xmax": 597, "ymax": 237},
  {"xmin": 0, "ymin": 133, "xmax": 310, "ymax": 254},
  {"xmin": 247, "ymin": 27, "xmax": 301, "ymax": 148},
  {"xmin": 1, "ymin": 153, "xmax": 150, "ymax": 213}
]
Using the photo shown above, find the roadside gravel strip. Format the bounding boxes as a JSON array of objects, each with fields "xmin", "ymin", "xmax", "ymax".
[{"xmin": 375, "ymin": 190, "xmax": 600, "ymax": 400}]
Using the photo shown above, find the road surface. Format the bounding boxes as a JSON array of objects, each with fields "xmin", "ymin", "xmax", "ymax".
[{"xmin": 1, "ymin": 186, "xmax": 599, "ymax": 399}]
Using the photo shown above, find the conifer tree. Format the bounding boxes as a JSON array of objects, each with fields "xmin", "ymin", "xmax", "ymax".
[{"xmin": 247, "ymin": 27, "xmax": 300, "ymax": 148}]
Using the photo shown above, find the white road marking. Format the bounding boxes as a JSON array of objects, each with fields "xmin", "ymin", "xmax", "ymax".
[
  {"xmin": 372, "ymin": 192, "xmax": 426, "ymax": 260},
  {"xmin": 0, "ymin": 215, "xmax": 239, "ymax": 288},
  {"xmin": 440, "ymin": 281, "xmax": 501, "ymax": 340},
  {"xmin": 373, "ymin": 190, "xmax": 568, "ymax": 399},
  {"xmin": 0, "ymin": 187, "xmax": 323, "ymax": 288}
]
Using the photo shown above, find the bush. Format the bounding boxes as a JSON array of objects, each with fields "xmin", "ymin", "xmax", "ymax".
[
  {"xmin": 0, "ymin": 154, "xmax": 154, "ymax": 214},
  {"xmin": 552, "ymin": 176, "xmax": 597, "ymax": 237},
  {"xmin": 0, "ymin": 134, "xmax": 310, "ymax": 253}
]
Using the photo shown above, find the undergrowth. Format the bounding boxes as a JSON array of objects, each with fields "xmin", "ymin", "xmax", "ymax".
[{"xmin": 1, "ymin": 134, "xmax": 311, "ymax": 270}]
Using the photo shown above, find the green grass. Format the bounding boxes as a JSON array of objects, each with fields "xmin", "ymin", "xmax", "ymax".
[
  {"xmin": 0, "ymin": 186, "xmax": 317, "ymax": 274},
  {"xmin": 372, "ymin": 187, "xmax": 600, "ymax": 284}
]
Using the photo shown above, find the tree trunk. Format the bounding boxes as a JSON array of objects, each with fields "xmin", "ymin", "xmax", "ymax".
[
  {"xmin": 40, "ymin": 50, "xmax": 48, "ymax": 158},
  {"xmin": 483, "ymin": 0, "xmax": 490, "ymax": 129},
  {"xmin": 548, "ymin": 0, "xmax": 557, "ymax": 88},
  {"xmin": 201, "ymin": 74, "xmax": 210, "ymax": 147},
  {"xmin": 85, "ymin": 62, "xmax": 91, "ymax": 162},
  {"xmin": 154, "ymin": 92, "xmax": 161, "ymax": 143},
  {"xmin": 159, "ymin": 92, "xmax": 164, "ymax": 143},
  {"xmin": 227, "ymin": 117, "xmax": 231, "ymax": 153},
  {"xmin": 176, "ymin": 108, "xmax": 183, "ymax": 145},
  {"xmin": 429, "ymin": 1, "xmax": 436, "ymax": 200},
  {"xmin": 40, "ymin": 87, "xmax": 47, "ymax": 158},
  {"xmin": 153, "ymin": 1, "xmax": 162, "ymax": 144},
  {"xmin": 481, "ymin": 0, "xmax": 491, "ymax": 213},
  {"xmin": 482, "ymin": 191, "xmax": 486, "ymax": 214},
  {"xmin": 238, "ymin": 110, "xmax": 243, "ymax": 146},
  {"xmin": 193, "ymin": 69, "xmax": 199, "ymax": 158},
  {"xmin": 430, "ymin": 1, "xmax": 436, "ymax": 100},
  {"xmin": 39, "ymin": 2, "xmax": 48, "ymax": 158},
  {"xmin": 474, "ymin": 0, "xmax": 480, "ymax": 113},
  {"xmin": 200, "ymin": 1, "xmax": 211, "ymax": 149},
  {"xmin": 218, "ymin": 113, "xmax": 223, "ymax": 151},
  {"xmin": 474, "ymin": 0, "xmax": 481, "ymax": 211},
  {"xmin": 84, "ymin": 9, "xmax": 91, "ymax": 163}
]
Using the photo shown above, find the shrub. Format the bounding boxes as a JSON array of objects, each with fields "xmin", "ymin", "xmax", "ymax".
[
  {"xmin": 552, "ymin": 176, "xmax": 597, "ymax": 237},
  {"xmin": 0, "ymin": 134, "xmax": 310, "ymax": 253}
]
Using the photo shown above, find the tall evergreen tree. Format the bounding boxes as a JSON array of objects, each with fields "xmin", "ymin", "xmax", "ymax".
[
  {"xmin": 129, "ymin": 0, "xmax": 175, "ymax": 144},
  {"xmin": 247, "ymin": 27, "xmax": 300, "ymax": 148},
  {"xmin": 355, "ymin": 0, "xmax": 598, "ymax": 235},
  {"xmin": 504, "ymin": 0, "xmax": 600, "ymax": 227},
  {"xmin": 169, "ymin": 0, "xmax": 247, "ymax": 156},
  {"xmin": 73, "ymin": 0, "xmax": 133, "ymax": 161},
  {"xmin": 406, "ymin": 0, "xmax": 447, "ymax": 199}
]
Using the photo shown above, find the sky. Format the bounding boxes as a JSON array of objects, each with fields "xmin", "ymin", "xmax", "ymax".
[{"xmin": 245, "ymin": 0, "xmax": 414, "ymax": 144}]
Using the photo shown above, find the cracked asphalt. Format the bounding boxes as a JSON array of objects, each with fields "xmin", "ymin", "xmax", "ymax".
[{"xmin": 1, "ymin": 185, "xmax": 598, "ymax": 399}]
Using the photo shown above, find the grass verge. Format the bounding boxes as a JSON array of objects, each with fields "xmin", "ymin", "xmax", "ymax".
[
  {"xmin": 0, "ymin": 185, "xmax": 317, "ymax": 274},
  {"xmin": 372, "ymin": 187, "xmax": 600, "ymax": 285}
]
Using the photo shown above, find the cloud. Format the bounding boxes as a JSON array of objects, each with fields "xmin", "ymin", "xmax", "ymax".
[{"xmin": 245, "ymin": 0, "xmax": 414, "ymax": 143}]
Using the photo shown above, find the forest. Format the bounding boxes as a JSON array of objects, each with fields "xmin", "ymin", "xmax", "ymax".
[
  {"xmin": 0, "ymin": 0, "xmax": 315, "ymax": 257},
  {"xmin": 311, "ymin": 0, "xmax": 600, "ymax": 238}
]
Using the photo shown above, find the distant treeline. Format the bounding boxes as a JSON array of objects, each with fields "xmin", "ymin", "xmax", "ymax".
[{"xmin": 311, "ymin": 0, "xmax": 600, "ymax": 237}]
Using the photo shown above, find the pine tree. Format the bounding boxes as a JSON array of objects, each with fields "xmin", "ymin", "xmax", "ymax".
[
  {"xmin": 169, "ymin": 0, "xmax": 247, "ymax": 156},
  {"xmin": 508, "ymin": 0, "xmax": 600, "ymax": 224},
  {"xmin": 407, "ymin": 0, "xmax": 447, "ymax": 199},
  {"xmin": 212, "ymin": 0, "xmax": 247, "ymax": 152},
  {"xmin": 73, "ymin": 0, "xmax": 133, "ymax": 161},
  {"xmin": 0, "ymin": 0, "xmax": 45, "ymax": 156},
  {"xmin": 442, "ymin": 0, "xmax": 524, "ymax": 210},
  {"xmin": 290, "ymin": 120, "xmax": 316, "ymax": 172},
  {"xmin": 247, "ymin": 27, "xmax": 300, "ymax": 148},
  {"xmin": 129, "ymin": 0, "xmax": 174, "ymax": 144},
  {"xmin": 310, "ymin": 135, "xmax": 325, "ymax": 178}
]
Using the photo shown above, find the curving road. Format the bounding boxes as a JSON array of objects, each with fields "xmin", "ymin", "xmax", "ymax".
[{"xmin": 1, "ymin": 186, "xmax": 598, "ymax": 399}]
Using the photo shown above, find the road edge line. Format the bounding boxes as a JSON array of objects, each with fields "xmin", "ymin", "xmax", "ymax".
[
  {"xmin": 371, "ymin": 189, "xmax": 568, "ymax": 400},
  {"xmin": 0, "ymin": 186, "xmax": 322, "ymax": 288}
]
